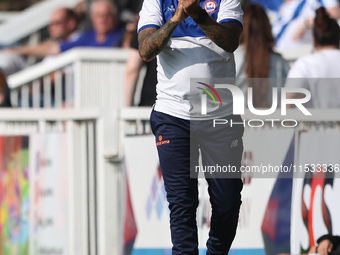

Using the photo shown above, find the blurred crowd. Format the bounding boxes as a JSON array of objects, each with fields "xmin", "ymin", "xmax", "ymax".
[{"xmin": 0, "ymin": 0, "xmax": 339, "ymax": 108}]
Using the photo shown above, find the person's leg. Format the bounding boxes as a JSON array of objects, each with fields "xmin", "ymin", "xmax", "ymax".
[
  {"xmin": 150, "ymin": 110, "xmax": 199, "ymax": 255},
  {"xmin": 205, "ymin": 178, "xmax": 242, "ymax": 255},
  {"xmin": 197, "ymin": 115, "xmax": 244, "ymax": 255}
]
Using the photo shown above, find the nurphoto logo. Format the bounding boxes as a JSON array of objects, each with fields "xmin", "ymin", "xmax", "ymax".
[{"xmin": 195, "ymin": 80, "xmax": 312, "ymax": 128}]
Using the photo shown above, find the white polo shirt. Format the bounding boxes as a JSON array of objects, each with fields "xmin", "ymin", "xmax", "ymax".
[
  {"xmin": 138, "ymin": 0, "xmax": 243, "ymax": 119},
  {"xmin": 286, "ymin": 49, "xmax": 340, "ymax": 108}
]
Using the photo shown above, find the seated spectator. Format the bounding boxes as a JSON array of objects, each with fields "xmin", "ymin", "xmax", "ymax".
[
  {"xmin": 44, "ymin": 7, "xmax": 80, "ymax": 56},
  {"xmin": 58, "ymin": 0, "xmax": 124, "ymax": 51},
  {"xmin": 272, "ymin": 0, "xmax": 340, "ymax": 50},
  {"xmin": 3, "ymin": 7, "xmax": 80, "ymax": 107},
  {"xmin": 286, "ymin": 7, "xmax": 340, "ymax": 108},
  {"xmin": 0, "ymin": 70, "xmax": 11, "ymax": 108},
  {"xmin": 4, "ymin": 7, "xmax": 79, "ymax": 58},
  {"xmin": 6, "ymin": 0, "xmax": 124, "ymax": 58},
  {"xmin": 234, "ymin": 4, "xmax": 290, "ymax": 108},
  {"xmin": 40, "ymin": 7, "xmax": 79, "ymax": 104}
]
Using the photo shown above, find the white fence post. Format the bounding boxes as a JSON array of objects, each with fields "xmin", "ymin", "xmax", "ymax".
[{"xmin": 0, "ymin": 109, "xmax": 102, "ymax": 255}]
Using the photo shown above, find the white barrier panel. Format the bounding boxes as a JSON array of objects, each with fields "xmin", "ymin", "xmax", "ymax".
[
  {"xmin": 0, "ymin": 133, "xmax": 73, "ymax": 255},
  {"xmin": 291, "ymin": 132, "xmax": 340, "ymax": 254},
  {"xmin": 29, "ymin": 133, "xmax": 69, "ymax": 255},
  {"xmin": 233, "ymin": 129, "xmax": 294, "ymax": 250},
  {"xmin": 0, "ymin": 109, "xmax": 112, "ymax": 255},
  {"xmin": 124, "ymin": 129, "xmax": 294, "ymax": 255},
  {"xmin": 7, "ymin": 48, "xmax": 128, "ymax": 160}
]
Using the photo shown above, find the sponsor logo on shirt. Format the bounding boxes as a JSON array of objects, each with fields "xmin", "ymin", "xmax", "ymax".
[
  {"xmin": 203, "ymin": 0, "xmax": 218, "ymax": 14},
  {"xmin": 156, "ymin": 135, "xmax": 170, "ymax": 146}
]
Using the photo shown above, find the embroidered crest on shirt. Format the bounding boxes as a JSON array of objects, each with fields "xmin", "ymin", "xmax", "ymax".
[
  {"xmin": 203, "ymin": 0, "xmax": 218, "ymax": 14},
  {"xmin": 167, "ymin": 5, "xmax": 176, "ymax": 13}
]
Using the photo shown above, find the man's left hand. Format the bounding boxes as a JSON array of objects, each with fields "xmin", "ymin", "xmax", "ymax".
[{"xmin": 178, "ymin": 0, "xmax": 201, "ymax": 19}]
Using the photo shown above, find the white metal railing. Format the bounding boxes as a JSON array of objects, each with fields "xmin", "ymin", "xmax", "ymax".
[
  {"xmin": 7, "ymin": 47, "xmax": 129, "ymax": 160},
  {"xmin": 0, "ymin": 109, "xmax": 100, "ymax": 255},
  {"xmin": 0, "ymin": 0, "xmax": 83, "ymax": 45},
  {"xmin": 7, "ymin": 47, "xmax": 128, "ymax": 109},
  {"xmin": 7, "ymin": 47, "xmax": 313, "ymax": 111}
]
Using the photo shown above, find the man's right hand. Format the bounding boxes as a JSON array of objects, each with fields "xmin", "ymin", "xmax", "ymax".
[
  {"xmin": 138, "ymin": 3, "xmax": 187, "ymax": 62},
  {"xmin": 171, "ymin": 3, "xmax": 188, "ymax": 23}
]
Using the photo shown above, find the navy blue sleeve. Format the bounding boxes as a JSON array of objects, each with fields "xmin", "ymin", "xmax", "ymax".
[{"xmin": 59, "ymin": 33, "xmax": 89, "ymax": 52}]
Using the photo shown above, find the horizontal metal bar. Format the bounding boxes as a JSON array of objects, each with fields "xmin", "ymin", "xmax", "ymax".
[
  {"xmin": 120, "ymin": 107, "xmax": 152, "ymax": 121},
  {"xmin": 0, "ymin": 109, "xmax": 101, "ymax": 121},
  {"xmin": 7, "ymin": 48, "xmax": 128, "ymax": 89}
]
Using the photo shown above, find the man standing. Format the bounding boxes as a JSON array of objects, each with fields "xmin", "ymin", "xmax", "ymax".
[{"xmin": 138, "ymin": 0, "xmax": 244, "ymax": 254}]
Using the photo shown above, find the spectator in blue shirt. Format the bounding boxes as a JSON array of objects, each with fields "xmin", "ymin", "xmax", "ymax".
[
  {"xmin": 6, "ymin": 0, "xmax": 124, "ymax": 57},
  {"xmin": 59, "ymin": 0, "xmax": 124, "ymax": 52}
]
